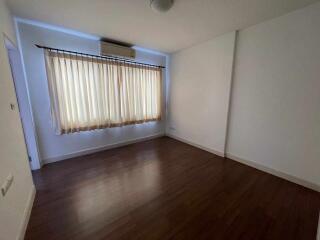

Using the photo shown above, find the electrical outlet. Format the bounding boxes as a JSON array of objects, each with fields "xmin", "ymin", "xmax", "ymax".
[{"xmin": 1, "ymin": 174, "xmax": 14, "ymax": 197}]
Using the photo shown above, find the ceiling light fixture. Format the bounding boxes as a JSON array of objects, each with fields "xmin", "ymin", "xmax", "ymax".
[{"xmin": 150, "ymin": 0, "xmax": 174, "ymax": 13}]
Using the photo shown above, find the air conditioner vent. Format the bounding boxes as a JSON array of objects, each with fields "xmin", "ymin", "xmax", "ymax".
[{"xmin": 100, "ymin": 41, "xmax": 136, "ymax": 59}]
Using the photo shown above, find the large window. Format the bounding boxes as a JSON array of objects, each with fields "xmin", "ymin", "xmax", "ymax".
[{"xmin": 44, "ymin": 50, "xmax": 162, "ymax": 134}]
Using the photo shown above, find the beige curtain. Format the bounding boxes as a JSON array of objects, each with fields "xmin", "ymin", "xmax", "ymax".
[{"xmin": 44, "ymin": 50, "xmax": 162, "ymax": 134}]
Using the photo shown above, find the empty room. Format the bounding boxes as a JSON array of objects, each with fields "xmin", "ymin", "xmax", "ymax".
[{"xmin": 0, "ymin": 0, "xmax": 320, "ymax": 239}]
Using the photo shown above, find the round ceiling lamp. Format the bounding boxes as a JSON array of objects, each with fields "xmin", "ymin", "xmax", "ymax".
[{"xmin": 150, "ymin": 0, "xmax": 174, "ymax": 13}]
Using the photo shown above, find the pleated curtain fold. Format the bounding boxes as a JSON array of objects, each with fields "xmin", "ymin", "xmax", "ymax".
[{"xmin": 44, "ymin": 50, "xmax": 162, "ymax": 134}]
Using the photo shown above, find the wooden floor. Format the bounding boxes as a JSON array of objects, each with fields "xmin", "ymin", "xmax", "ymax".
[{"xmin": 26, "ymin": 137, "xmax": 320, "ymax": 240}]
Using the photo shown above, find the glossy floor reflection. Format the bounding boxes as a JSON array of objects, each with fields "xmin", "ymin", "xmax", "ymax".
[{"xmin": 25, "ymin": 137, "xmax": 320, "ymax": 240}]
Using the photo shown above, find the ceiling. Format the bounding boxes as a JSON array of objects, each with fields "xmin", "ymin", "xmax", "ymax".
[{"xmin": 7, "ymin": 0, "xmax": 320, "ymax": 53}]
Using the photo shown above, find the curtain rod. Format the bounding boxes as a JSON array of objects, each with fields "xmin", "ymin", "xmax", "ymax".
[{"xmin": 35, "ymin": 44, "xmax": 165, "ymax": 69}]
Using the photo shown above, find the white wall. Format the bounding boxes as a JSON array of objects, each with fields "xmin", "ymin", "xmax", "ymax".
[
  {"xmin": 0, "ymin": 1, "xmax": 35, "ymax": 240},
  {"xmin": 167, "ymin": 32, "xmax": 236, "ymax": 156},
  {"xmin": 7, "ymin": 48, "xmax": 40, "ymax": 170},
  {"xmin": 167, "ymin": 2, "xmax": 320, "ymax": 190},
  {"xmin": 227, "ymin": 2, "xmax": 320, "ymax": 189},
  {"xmin": 17, "ymin": 22, "xmax": 167, "ymax": 164}
]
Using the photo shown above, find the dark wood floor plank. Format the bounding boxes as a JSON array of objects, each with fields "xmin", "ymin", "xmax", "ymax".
[{"xmin": 25, "ymin": 137, "xmax": 320, "ymax": 240}]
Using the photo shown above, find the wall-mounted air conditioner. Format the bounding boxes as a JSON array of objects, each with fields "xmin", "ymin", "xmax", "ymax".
[{"xmin": 100, "ymin": 41, "xmax": 136, "ymax": 59}]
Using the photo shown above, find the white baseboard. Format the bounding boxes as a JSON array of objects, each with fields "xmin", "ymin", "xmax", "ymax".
[
  {"xmin": 43, "ymin": 133, "xmax": 165, "ymax": 164},
  {"xmin": 41, "ymin": 131, "xmax": 319, "ymax": 193},
  {"xmin": 166, "ymin": 133, "xmax": 225, "ymax": 157},
  {"xmin": 226, "ymin": 153, "xmax": 320, "ymax": 193},
  {"xmin": 165, "ymin": 133, "xmax": 319, "ymax": 192},
  {"xmin": 18, "ymin": 184, "xmax": 35, "ymax": 240}
]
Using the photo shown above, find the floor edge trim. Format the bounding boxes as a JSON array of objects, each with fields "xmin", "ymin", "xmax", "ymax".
[
  {"xmin": 226, "ymin": 153, "xmax": 320, "ymax": 193},
  {"xmin": 43, "ymin": 133, "xmax": 165, "ymax": 164}
]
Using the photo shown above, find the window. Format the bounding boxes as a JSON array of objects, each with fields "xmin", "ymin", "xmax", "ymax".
[{"xmin": 44, "ymin": 50, "xmax": 162, "ymax": 134}]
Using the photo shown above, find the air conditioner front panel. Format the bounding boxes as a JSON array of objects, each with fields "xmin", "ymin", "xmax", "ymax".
[{"xmin": 100, "ymin": 41, "xmax": 135, "ymax": 59}]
